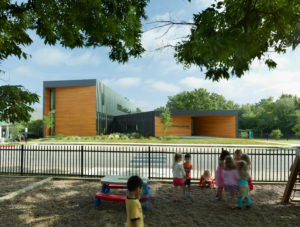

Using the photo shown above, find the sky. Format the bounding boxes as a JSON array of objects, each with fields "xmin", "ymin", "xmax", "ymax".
[{"xmin": 1, "ymin": 0, "xmax": 300, "ymax": 119}]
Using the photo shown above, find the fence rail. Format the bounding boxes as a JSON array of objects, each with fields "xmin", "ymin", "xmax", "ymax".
[{"xmin": 0, "ymin": 145, "xmax": 297, "ymax": 182}]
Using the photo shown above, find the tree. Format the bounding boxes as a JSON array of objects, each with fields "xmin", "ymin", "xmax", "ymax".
[
  {"xmin": 292, "ymin": 111, "xmax": 300, "ymax": 136},
  {"xmin": 1, "ymin": 0, "xmax": 148, "ymax": 124},
  {"xmin": 10, "ymin": 122, "xmax": 25, "ymax": 140},
  {"xmin": 174, "ymin": 0, "xmax": 300, "ymax": 80},
  {"xmin": 136, "ymin": 107, "xmax": 142, "ymax": 113},
  {"xmin": 0, "ymin": 0, "xmax": 148, "ymax": 68},
  {"xmin": 166, "ymin": 88, "xmax": 236, "ymax": 110},
  {"xmin": 28, "ymin": 119, "xmax": 43, "ymax": 138},
  {"xmin": 269, "ymin": 129, "xmax": 283, "ymax": 140},
  {"xmin": 44, "ymin": 111, "xmax": 55, "ymax": 136},
  {"xmin": 0, "ymin": 85, "xmax": 39, "ymax": 123},
  {"xmin": 160, "ymin": 107, "xmax": 172, "ymax": 135}
]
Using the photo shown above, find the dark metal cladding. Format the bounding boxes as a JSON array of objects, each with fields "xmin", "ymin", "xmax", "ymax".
[
  {"xmin": 44, "ymin": 79, "xmax": 97, "ymax": 88},
  {"xmin": 113, "ymin": 111, "xmax": 156, "ymax": 137}
]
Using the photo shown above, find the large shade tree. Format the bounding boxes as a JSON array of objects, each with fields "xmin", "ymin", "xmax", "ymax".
[
  {"xmin": 0, "ymin": 0, "xmax": 149, "ymax": 122},
  {"xmin": 1, "ymin": 0, "xmax": 300, "ymax": 122},
  {"xmin": 175, "ymin": 0, "xmax": 300, "ymax": 80}
]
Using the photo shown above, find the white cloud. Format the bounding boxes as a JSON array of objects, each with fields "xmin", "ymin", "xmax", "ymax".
[
  {"xmin": 147, "ymin": 80, "xmax": 180, "ymax": 94},
  {"xmin": 118, "ymin": 64, "xmax": 141, "ymax": 73},
  {"xmin": 102, "ymin": 77, "xmax": 141, "ymax": 88},
  {"xmin": 33, "ymin": 48, "xmax": 100, "ymax": 66},
  {"xmin": 66, "ymin": 51, "xmax": 100, "ymax": 65},
  {"xmin": 130, "ymin": 99, "xmax": 161, "ymax": 111},
  {"xmin": 175, "ymin": 69, "xmax": 300, "ymax": 105},
  {"xmin": 14, "ymin": 66, "xmax": 42, "ymax": 79},
  {"xmin": 251, "ymin": 53, "xmax": 291, "ymax": 71}
]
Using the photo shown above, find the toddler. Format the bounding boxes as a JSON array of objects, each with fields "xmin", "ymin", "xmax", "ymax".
[
  {"xmin": 240, "ymin": 153, "xmax": 253, "ymax": 191},
  {"xmin": 173, "ymin": 152, "xmax": 185, "ymax": 202},
  {"xmin": 183, "ymin": 153, "xmax": 193, "ymax": 198},
  {"xmin": 236, "ymin": 160, "xmax": 252, "ymax": 209},
  {"xmin": 199, "ymin": 170, "xmax": 214, "ymax": 188},
  {"xmin": 215, "ymin": 149, "xmax": 230, "ymax": 200},
  {"xmin": 234, "ymin": 149, "xmax": 242, "ymax": 165},
  {"xmin": 126, "ymin": 176, "xmax": 144, "ymax": 227},
  {"xmin": 222, "ymin": 156, "xmax": 239, "ymax": 208}
]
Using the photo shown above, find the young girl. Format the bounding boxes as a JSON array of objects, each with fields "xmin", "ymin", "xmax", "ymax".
[
  {"xmin": 215, "ymin": 149, "xmax": 230, "ymax": 200},
  {"xmin": 199, "ymin": 170, "xmax": 214, "ymax": 188},
  {"xmin": 222, "ymin": 156, "xmax": 239, "ymax": 208},
  {"xmin": 240, "ymin": 153, "xmax": 253, "ymax": 191},
  {"xmin": 183, "ymin": 153, "xmax": 192, "ymax": 198},
  {"xmin": 172, "ymin": 152, "xmax": 185, "ymax": 202},
  {"xmin": 236, "ymin": 160, "xmax": 252, "ymax": 208},
  {"xmin": 234, "ymin": 149, "xmax": 242, "ymax": 165}
]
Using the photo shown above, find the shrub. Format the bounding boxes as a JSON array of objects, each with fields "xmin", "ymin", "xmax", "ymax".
[
  {"xmin": 56, "ymin": 134, "xmax": 64, "ymax": 140},
  {"xmin": 269, "ymin": 129, "xmax": 283, "ymax": 139},
  {"xmin": 128, "ymin": 133, "xmax": 142, "ymax": 139},
  {"xmin": 28, "ymin": 119, "xmax": 43, "ymax": 138},
  {"xmin": 164, "ymin": 136, "xmax": 179, "ymax": 140}
]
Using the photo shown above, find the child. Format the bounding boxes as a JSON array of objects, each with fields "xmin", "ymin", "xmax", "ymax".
[
  {"xmin": 240, "ymin": 153, "xmax": 253, "ymax": 191},
  {"xmin": 215, "ymin": 149, "xmax": 230, "ymax": 200},
  {"xmin": 183, "ymin": 153, "xmax": 192, "ymax": 198},
  {"xmin": 199, "ymin": 170, "xmax": 214, "ymax": 188},
  {"xmin": 234, "ymin": 149, "xmax": 242, "ymax": 165},
  {"xmin": 222, "ymin": 156, "xmax": 239, "ymax": 208},
  {"xmin": 236, "ymin": 160, "xmax": 252, "ymax": 209},
  {"xmin": 126, "ymin": 176, "xmax": 144, "ymax": 227},
  {"xmin": 173, "ymin": 152, "xmax": 185, "ymax": 202}
]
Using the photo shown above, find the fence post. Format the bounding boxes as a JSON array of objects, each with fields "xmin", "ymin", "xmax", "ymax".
[
  {"xmin": 20, "ymin": 144, "xmax": 24, "ymax": 175},
  {"xmin": 148, "ymin": 146, "xmax": 151, "ymax": 179},
  {"xmin": 81, "ymin": 146, "xmax": 84, "ymax": 177}
]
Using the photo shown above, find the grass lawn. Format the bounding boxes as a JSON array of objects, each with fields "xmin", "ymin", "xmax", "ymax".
[
  {"xmin": 26, "ymin": 136, "xmax": 286, "ymax": 146},
  {"xmin": 255, "ymin": 138, "xmax": 300, "ymax": 145}
]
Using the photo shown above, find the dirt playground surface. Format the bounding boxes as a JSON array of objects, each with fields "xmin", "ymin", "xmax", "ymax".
[
  {"xmin": 0, "ymin": 178, "xmax": 300, "ymax": 227},
  {"xmin": 0, "ymin": 176, "xmax": 42, "ymax": 197}
]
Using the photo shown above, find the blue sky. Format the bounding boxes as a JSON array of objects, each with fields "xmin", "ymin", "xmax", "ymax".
[{"xmin": 1, "ymin": 0, "xmax": 300, "ymax": 119}]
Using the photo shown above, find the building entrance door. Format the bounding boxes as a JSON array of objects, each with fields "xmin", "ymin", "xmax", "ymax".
[{"xmin": 191, "ymin": 117, "xmax": 196, "ymax": 136}]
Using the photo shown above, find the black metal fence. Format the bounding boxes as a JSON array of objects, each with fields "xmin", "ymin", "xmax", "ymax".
[{"xmin": 0, "ymin": 145, "xmax": 298, "ymax": 182}]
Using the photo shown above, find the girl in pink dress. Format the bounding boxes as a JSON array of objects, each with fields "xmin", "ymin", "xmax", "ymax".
[
  {"xmin": 215, "ymin": 149, "xmax": 230, "ymax": 200},
  {"xmin": 222, "ymin": 156, "xmax": 240, "ymax": 208}
]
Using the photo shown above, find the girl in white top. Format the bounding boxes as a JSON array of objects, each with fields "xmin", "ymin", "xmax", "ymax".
[{"xmin": 172, "ymin": 152, "xmax": 186, "ymax": 202}]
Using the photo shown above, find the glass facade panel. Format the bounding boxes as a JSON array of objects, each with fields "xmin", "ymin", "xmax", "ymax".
[
  {"xmin": 49, "ymin": 88, "xmax": 55, "ymax": 136},
  {"xmin": 96, "ymin": 81, "xmax": 137, "ymax": 135}
]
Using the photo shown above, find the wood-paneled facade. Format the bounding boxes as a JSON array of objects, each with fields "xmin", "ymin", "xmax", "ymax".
[
  {"xmin": 155, "ymin": 116, "xmax": 192, "ymax": 137},
  {"xmin": 43, "ymin": 79, "xmax": 137, "ymax": 137},
  {"xmin": 44, "ymin": 86, "xmax": 96, "ymax": 136},
  {"xmin": 115, "ymin": 110, "xmax": 238, "ymax": 138}
]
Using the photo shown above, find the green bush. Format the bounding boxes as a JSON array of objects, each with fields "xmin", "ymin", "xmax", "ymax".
[
  {"xmin": 56, "ymin": 134, "xmax": 64, "ymax": 140},
  {"xmin": 28, "ymin": 119, "xmax": 43, "ymax": 138},
  {"xmin": 269, "ymin": 129, "xmax": 283, "ymax": 139},
  {"xmin": 164, "ymin": 136, "xmax": 179, "ymax": 140},
  {"xmin": 128, "ymin": 133, "xmax": 142, "ymax": 139}
]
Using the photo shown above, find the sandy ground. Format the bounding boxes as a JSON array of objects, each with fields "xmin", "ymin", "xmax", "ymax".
[
  {"xmin": 0, "ymin": 176, "xmax": 42, "ymax": 197},
  {"xmin": 0, "ymin": 178, "xmax": 300, "ymax": 227}
]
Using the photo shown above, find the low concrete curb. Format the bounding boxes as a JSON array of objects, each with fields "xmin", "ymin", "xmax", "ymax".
[{"xmin": 0, "ymin": 177, "xmax": 53, "ymax": 202}]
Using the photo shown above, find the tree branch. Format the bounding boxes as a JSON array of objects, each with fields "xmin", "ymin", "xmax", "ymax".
[{"xmin": 142, "ymin": 20, "xmax": 195, "ymax": 33}]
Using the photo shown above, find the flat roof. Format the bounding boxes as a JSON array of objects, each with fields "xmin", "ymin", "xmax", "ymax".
[
  {"xmin": 116, "ymin": 110, "xmax": 238, "ymax": 117},
  {"xmin": 44, "ymin": 79, "xmax": 97, "ymax": 88},
  {"xmin": 156, "ymin": 110, "xmax": 238, "ymax": 116}
]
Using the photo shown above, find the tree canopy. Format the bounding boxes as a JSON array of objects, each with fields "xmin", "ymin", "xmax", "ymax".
[
  {"xmin": 0, "ymin": 0, "xmax": 149, "ymax": 68},
  {"xmin": 162, "ymin": 89, "xmax": 300, "ymax": 138},
  {"xmin": 175, "ymin": 0, "xmax": 300, "ymax": 80},
  {"xmin": 166, "ymin": 88, "xmax": 237, "ymax": 110},
  {"xmin": 0, "ymin": 0, "xmax": 148, "ymax": 123},
  {"xmin": 0, "ymin": 85, "xmax": 39, "ymax": 123}
]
